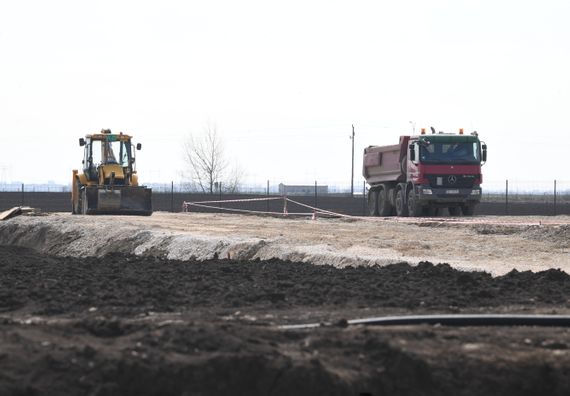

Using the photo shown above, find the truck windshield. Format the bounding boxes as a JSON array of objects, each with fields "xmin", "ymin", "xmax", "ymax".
[{"xmin": 419, "ymin": 141, "xmax": 480, "ymax": 165}]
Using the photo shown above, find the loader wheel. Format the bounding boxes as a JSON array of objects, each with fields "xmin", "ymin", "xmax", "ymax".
[
  {"xmin": 72, "ymin": 196, "xmax": 80, "ymax": 215},
  {"xmin": 368, "ymin": 189, "xmax": 379, "ymax": 216},
  {"xmin": 395, "ymin": 189, "xmax": 408, "ymax": 217},
  {"xmin": 81, "ymin": 189, "xmax": 88, "ymax": 215},
  {"xmin": 72, "ymin": 181, "xmax": 82, "ymax": 215},
  {"xmin": 377, "ymin": 186, "xmax": 392, "ymax": 216},
  {"xmin": 407, "ymin": 189, "xmax": 420, "ymax": 217}
]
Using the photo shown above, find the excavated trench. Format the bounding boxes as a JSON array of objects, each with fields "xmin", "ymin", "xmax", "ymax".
[{"xmin": 2, "ymin": 213, "xmax": 570, "ymax": 395}]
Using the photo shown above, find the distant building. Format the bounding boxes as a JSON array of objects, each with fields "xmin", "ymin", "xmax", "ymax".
[{"xmin": 278, "ymin": 183, "xmax": 328, "ymax": 196}]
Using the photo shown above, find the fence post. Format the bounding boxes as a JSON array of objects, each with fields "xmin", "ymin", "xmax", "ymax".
[
  {"xmin": 505, "ymin": 179, "xmax": 509, "ymax": 215},
  {"xmin": 219, "ymin": 182, "xmax": 222, "ymax": 210},
  {"xmin": 170, "ymin": 181, "xmax": 174, "ymax": 212},
  {"xmin": 314, "ymin": 180, "xmax": 318, "ymax": 208},
  {"xmin": 554, "ymin": 179, "xmax": 557, "ymax": 216},
  {"xmin": 21, "ymin": 183, "xmax": 24, "ymax": 206},
  {"xmin": 266, "ymin": 180, "xmax": 270, "ymax": 212},
  {"xmin": 363, "ymin": 181, "xmax": 367, "ymax": 216}
]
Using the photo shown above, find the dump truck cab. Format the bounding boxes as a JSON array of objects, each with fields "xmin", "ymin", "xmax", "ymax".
[
  {"xmin": 406, "ymin": 131, "xmax": 487, "ymax": 215},
  {"xmin": 72, "ymin": 129, "xmax": 152, "ymax": 215}
]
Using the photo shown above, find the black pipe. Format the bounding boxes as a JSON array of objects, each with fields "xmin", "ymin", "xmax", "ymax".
[{"xmin": 280, "ymin": 314, "xmax": 570, "ymax": 330}]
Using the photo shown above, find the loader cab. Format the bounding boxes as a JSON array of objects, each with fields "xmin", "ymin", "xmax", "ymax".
[
  {"xmin": 80, "ymin": 133, "xmax": 137, "ymax": 184},
  {"xmin": 80, "ymin": 137, "xmax": 98, "ymax": 181}
]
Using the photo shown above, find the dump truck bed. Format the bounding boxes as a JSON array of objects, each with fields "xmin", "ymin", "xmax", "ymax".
[{"xmin": 362, "ymin": 136, "xmax": 410, "ymax": 186}]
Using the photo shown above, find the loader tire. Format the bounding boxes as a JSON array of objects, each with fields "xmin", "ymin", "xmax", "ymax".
[
  {"xmin": 72, "ymin": 181, "xmax": 82, "ymax": 215},
  {"xmin": 81, "ymin": 189, "xmax": 88, "ymax": 215}
]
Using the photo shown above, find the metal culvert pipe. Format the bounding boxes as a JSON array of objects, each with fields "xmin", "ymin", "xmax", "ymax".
[{"xmin": 279, "ymin": 314, "xmax": 570, "ymax": 330}]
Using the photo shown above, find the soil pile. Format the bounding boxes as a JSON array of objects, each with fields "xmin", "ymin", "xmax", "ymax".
[{"xmin": 2, "ymin": 246, "xmax": 570, "ymax": 395}]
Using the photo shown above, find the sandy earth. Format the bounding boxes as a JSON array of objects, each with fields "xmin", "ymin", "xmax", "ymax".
[
  {"xmin": 1, "ymin": 212, "xmax": 569, "ymax": 275},
  {"xmin": 2, "ymin": 212, "xmax": 570, "ymax": 395}
]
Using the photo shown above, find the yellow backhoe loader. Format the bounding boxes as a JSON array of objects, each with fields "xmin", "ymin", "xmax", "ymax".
[{"xmin": 71, "ymin": 129, "xmax": 152, "ymax": 215}]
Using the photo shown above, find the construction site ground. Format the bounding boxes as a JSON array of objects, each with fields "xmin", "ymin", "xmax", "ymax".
[{"xmin": 1, "ymin": 212, "xmax": 570, "ymax": 395}]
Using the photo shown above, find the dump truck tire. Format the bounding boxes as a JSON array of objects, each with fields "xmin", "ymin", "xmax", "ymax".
[
  {"xmin": 368, "ymin": 189, "xmax": 379, "ymax": 216},
  {"xmin": 462, "ymin": 204, "xmax": 475, "ymax": 216},
  {"xmin": 407, "ymin": 189, "xmax": 420, "ymax": 217},
  {"xmin": 448, "ymin": 206, "xmax": 461, "ymax": 216},
  {"xmin": 395, "ymin": 189, "xmax": 408, "ymax": 217},
  {"xmin": 377, "ymin": 185, "xmax": 392, "ymax": 216}
]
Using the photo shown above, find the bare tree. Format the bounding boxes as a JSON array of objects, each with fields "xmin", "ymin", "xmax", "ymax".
[
  {"xmin": 223, "ymin": 160, "xmax": 245, "ymax": 193},
  {"xmin": 183, "ymin": 125, "xmax": 243, "ymax": 194}
]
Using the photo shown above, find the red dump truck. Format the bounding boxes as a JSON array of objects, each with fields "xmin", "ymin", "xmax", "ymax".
[{"xmin": 363, "ymin": 128, "xmax": 487, "ymax": 217}]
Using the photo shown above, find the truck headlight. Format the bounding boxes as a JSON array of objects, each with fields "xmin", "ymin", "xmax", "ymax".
[
  {"xmin": 422, "ymin": 188, "xmax": 433, "ymax": 195},
  {"xmin": 471, "ymin": 189, "xmax": 480, "ymax": 195}
]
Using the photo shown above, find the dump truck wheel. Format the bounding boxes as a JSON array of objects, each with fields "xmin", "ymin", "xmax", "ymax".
[
  {"xmin": 423, "ymin": 206, "xmax": 438, "ymax": 217},
  {"xmin": 448, "ymin": 206, "xmax": 461, "ymax": 216},
  {"xmin": 461, "ymin": 204, "xmax": 475, "ymax": 216},
  {"xmin": 407, "ymin": 189, "xmax": 420, "ymax": 217},
  {"xmin": 395, "ymin": 189, "xmax": 408, "ymax": 217},
  {"xmin": 368, "ymin": 189, "xmax": 379, "ymax": 216},
  {"xmin": 377, "ymin": 186, "xmax": 392, "ymax": 216}
]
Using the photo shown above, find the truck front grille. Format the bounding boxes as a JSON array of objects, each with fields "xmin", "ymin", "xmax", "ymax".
[{"xmin": 426, "ymin": 174, "xmax": 477, "ymax": 189}]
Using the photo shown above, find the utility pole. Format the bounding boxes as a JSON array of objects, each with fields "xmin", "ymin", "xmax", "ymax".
[{"xmin": 350, "ymin": 124, "xmax": 355, "ymax": 196}]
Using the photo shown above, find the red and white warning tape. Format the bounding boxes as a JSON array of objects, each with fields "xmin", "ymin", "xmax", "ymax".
[
  {"xmin": 182, "ymin": 196, "xmax": 344, "ymax": 219},
  {"xmin": 181, "ymin": 196, "xmax": 570, "ymax": 227}
]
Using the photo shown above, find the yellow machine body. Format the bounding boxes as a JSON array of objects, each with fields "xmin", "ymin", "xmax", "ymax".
[{"xmin": 71, "ymin": 129, "xmax": 152, "ymax": 215}]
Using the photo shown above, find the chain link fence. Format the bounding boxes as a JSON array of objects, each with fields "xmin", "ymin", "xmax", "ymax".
[{"xmin": 2, "ymin": 180, "xmax": 570, "ymax": 216}]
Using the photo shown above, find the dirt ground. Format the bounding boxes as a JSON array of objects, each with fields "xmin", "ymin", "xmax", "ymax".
[
  {"xmin": 1, "ymin": 212, "xmax": 570, "ymax": 275},
  {"xmin": 2, "ymin": 213, "xmax": 570, "ymax": 395}
]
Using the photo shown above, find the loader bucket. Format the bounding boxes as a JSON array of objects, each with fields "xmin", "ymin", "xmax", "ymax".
[{"xmin": 84, "ymin": 186, "xmax": 152, "ymax": 215}]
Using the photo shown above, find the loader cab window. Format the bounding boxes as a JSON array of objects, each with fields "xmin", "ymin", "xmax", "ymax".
[
  {"xmin": 89, "ymin": 140, "xmax": 101, "ymax": 167},
  {"xmin": 103, "ymin": 142, "xmax": 117, "ymax": 164},
  {"xmin": 118, "ymin": 142, "xmax": 131, "ymax": 167},
  {"xmin": 95, "ymin": 140, "xmax": 131, "ymax": 167},
  {"xmin": 83, "ymin": 139, "xmax": 100, "ymax": 180}
]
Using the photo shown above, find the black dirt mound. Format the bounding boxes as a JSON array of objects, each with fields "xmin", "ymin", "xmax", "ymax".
[
  {"xmin": 1, "ymin": 246, "xmax": 569, "ymax": 316},
  {"xmin": 2, "ymin": 245, "xmax": 570, "ymax": 396}
]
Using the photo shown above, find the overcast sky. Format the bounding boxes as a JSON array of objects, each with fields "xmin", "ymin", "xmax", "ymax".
[{"xmin": 1, "ymin": 0, "xmax": 569, "ymax": 189}]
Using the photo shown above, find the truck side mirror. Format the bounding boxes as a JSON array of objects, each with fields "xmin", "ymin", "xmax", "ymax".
[
  {"xmin": 409, "ymin": 144, "xmax": 416, "ymax": 162},
  {"xmin": 136, "ymin": 143, "xmax": 142, "ymax": 150},
  {"xmin": 481, "ymin": 143, "xmax": 487, "ymax": 162},
  {"xmin": 79, "ymin": 138, "xmax": 85, "ymax": 147}
]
